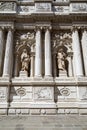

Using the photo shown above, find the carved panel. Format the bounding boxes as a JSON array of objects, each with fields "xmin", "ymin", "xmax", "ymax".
[
  {"xmin": 10, "ymin": 86, "xmax": 33, "ymax": 101},
  {"xmin": 34, "ymin": 87, "xmax": 53, "ymax": 100},
  {"xmin": 52, "ymin": 32, "xmax": 72, "ymax": 54},
  {"xmin": 71, "ymin": 3, "xmax": 87, "ymax": 12},
  {"xmin": 35, "ymin": 3, "xmax": 51, "ymax": 12},
  {"xmin": 0, "ymin": 87, "xmax": 6, "ymax": 101},
  {"xmin": 55, "ymin": 0, "xmax": 69, "ymax": 2},
  {"xmin": 18, "ymin": 6, "xmax": 35, "ymax": 13},
  {"xmin": 53, "ymin": 6, "xmax": 69, "ymax": 13},
  {"xmin": 0, "ymin": 2, "xmax": 16, "ymax": 12},
  {"xmin": 15, "ymin": 32, "xmax": 35, "ymax": 54}
]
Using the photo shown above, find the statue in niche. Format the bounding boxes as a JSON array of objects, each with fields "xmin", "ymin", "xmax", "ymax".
[
  {"xmin": 21, "ymin": 49, "xmax": 30, "ymax": 72},
  {"xmin": 57, "ymin": 48, "xmax": 66, "ymax": 71}
]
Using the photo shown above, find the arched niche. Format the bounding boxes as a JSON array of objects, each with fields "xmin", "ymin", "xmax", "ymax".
[
  {"xmin": 14, "ymin": 43, "xmax": 31, "ymax": 77},
  {"xmin": 56, "ymin": 45, "xmax": 68, "ymax": 77}
]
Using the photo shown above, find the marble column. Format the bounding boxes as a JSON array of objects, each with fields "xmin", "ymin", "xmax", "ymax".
[
  {"xmin": 30, "ymin": 46, "xmax": 34, "ymax": 77},
  {"xmin": 35, "ymin": 28, "xmax": 42, "ymax": 77},
  {"xmin": 72, "ymin": 28, "xmax": 83, "ymax": 76},
  {"xmin": 0, "ymin": 27, "xmax": 4, "ymax": 76},
  {"xmin": 3, "ymin": 28, "xmax": 13, "ymax": 77},
  {"xmin": 14, "ymin": 55, "xmax": 19, "ymax": 77},
  {"xmin": 53, "ymin": 53, "xmax": 57, "ymax": 77},
  {"xmin": 67, "ymin": 54, "xmax": 73, "ymax": 77},
  {"xmin": 45, "ymin": 27, "xmax": 52, "ymax": 76},
  {"xmin": 81, "ymin": 29, "xmax": 87, "ymax": 76}
]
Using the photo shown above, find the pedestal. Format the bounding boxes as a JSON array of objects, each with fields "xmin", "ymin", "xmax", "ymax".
[
  {"xmin": 19, "ymin": 71, "xmax": 28, "ymax": 77},
  {"xmin": 59, "ymin": 70, "xmax": 67, "ymax": 77}
]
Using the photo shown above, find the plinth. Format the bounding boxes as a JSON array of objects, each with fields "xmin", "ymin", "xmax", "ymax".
[{"xmin": 19, "ymin": 71, "xmax": 28, "ymax": 77}]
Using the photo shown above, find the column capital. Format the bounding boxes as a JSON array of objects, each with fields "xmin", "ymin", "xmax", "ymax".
[
  {"xmin": 71, "ymin": 26, "xmax": 80, "ymax": 32},
  {"xmin": 81, "ymin": 26, "xmax": 87, "ymax": 32},
  {"xmin": 35, "ymin": 26, "xmax": 42, "ymax": 32},
  {"xmin": 44, "ymin": 26, "xmax": 52, "ymax": 31},
  {"xmin": 0, "ymin": 26, "xmax": 4, "ymax": 31}
]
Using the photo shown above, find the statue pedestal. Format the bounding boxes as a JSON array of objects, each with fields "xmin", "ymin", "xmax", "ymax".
[
  {"xmin": 19, "ymin": 71, "xmax": 28, "ymax": 77},
  {"xmin": 59, "ymin": 70, "xmax": 67, "ymax": 77}
]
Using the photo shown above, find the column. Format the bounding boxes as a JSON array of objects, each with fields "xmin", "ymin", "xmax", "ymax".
[
  {"xmin": 67, "ymin": 54, "xmax": 73, "ymax": 77},
  {"xmin": 53, "ymin": 53, "xmax": 57, "ymax": 77},
  {"xmin": 30, "ymin": 46, "xmax": 34, "ymax": 77},
  {"xmin": 81, "ymin": 29, "xmax": 87, "ymax": 76},
  {"xmin": 45, "ymin": 27, "xmax": 52, "ymax": 76},
  {"xmin": 0, "ymin": 27, "xmax": 4, "ymax": 76},
  {"xmin": 72, "ymin": 27, "xmax": 83, "ymax": 76},
  {"xmin": 35, "ymin": 27, "xmax": 42, "ymax": 76},
  {"xmin": 14, "ymin": 55, "xmax": 18, "ymax": 77},
  {"xmin": 3, "ymin": 28, "xmax": 13, "ymax": 77}
]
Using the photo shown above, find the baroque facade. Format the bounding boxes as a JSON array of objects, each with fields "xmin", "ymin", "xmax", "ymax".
[{"xmin": 0, "ymin": 0, "xmax": 87, "ymax": 115}]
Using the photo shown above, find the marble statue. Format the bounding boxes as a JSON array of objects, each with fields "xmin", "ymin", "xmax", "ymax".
[
  {"xmin": 21, "ymin": 49, "xmax": 30, "ymax": 72},
  {"xmin": 57, "ymin": 48, "xmax": 66, "ymax": 71}
]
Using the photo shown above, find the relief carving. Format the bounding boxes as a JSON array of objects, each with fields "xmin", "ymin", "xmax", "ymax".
[
  {"xmin": 57, "ymin": 48, "xmax": 66, "ymax": 71},
  {"xmin": 52, "ymin": 32, "xmax": 73, "ymax": 77},
  {"xmin": 0, "ymin": 2, "xmax": 16, "ymax": 11},
  {"xmin": 34, "ymin": 87, "xmax": 52, "ymax": 100},
  {"xmin": 15, "ymin": 32, "xmax": 35, "ymax": 77},
  {"xmin": 18, "ymin": 6, "xmax": 34, "ymax": 13},
  {"xmin": 71, "ymin": 3, "xmax": 87, "ymax": 12},
  {"xmin": 21, "ymin": 49, "xmax": 30, "ymax": 72},
  {"xmin": 36, "ymin": 3, "xmax": 51, "ymax": 11}
]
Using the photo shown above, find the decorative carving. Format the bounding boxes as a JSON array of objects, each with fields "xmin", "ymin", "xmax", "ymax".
[
  {"xmin": 60, "ymin": 87, "xmax": 70, "ymax": 96},
  {"xmin": 18, "ymin": 6, "xmax": 34, "ymax": 13},
  {"xmin": 16, "ymin": 87, "xmax": 26, "ymax": 97},
  {"xmin": 15, "ymin": 32, "xmax": 35, "ymax": 53},
  {"xmin": 0, "ymin": 2, "xmax": 16, "ymax": 11},
  {"xmin": 55, "ymin": 0, "xmax": 69, "ymax": 2},
  {"xmin": 57, "ymin": 48, "xmax": 66, "ymax": 71},
  {"xmin": 71, "ymin": 3, "xmax": 87, "ymax": 12},
  {"xmin": 82, "ymin": 87, "xmax": 87, "ymax": 100},
  {"xmin": 34, "ymin": 87, "xmax": 52, "ymax": 100},
  {"xmin": 0, "ymin": 90, "xmax": 5, "ymax": 99},
  {"xmin": 54, "ymin": 6, "xmax": 64, "ymax": 12},
  {"xmin": 35, "ymin": 3, "xmax": 51, "ymax": 11},
  {"xmin": 52, "ymin": 32, "xmax": 72, "ymax": 53},
  {"xmin": 21, "ymin": 49, "xmax": 30, "ymax": 72}
]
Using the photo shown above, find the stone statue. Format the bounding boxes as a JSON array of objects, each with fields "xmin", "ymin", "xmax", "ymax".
[
  {"xmin": 57, "ymin": 48, "xmax": 66, "ymax": 71},
  {"xmin": 21, "ymin": 49, "xmax": 30, "ymax": 72}
]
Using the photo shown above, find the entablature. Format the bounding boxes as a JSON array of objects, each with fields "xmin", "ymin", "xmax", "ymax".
[{"xmin": 0, "ymin": 0, "xmax": 87, "ymax": 17}]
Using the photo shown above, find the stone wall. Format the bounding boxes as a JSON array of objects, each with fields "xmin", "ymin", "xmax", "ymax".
[{"xmin": 0, "ymin": 0, "xmax": 87, "ymax": 115}]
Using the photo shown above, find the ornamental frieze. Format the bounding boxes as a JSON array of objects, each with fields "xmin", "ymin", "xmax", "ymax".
[{"xmin": 0, "ymin": 2, "xmax": 16, "ymax": 12}]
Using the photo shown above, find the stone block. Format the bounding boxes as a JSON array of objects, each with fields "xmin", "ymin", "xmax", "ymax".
[
  {"xmin": 30, "ymin": 109, "xmax": 40, "ymax": 115},
  {"xmin": 0, "ymin": 109, "xmax": 7, "ymax": 115},
  {"xmin": 16, "ymin": 109, "xmax": 21, "ymax": 115},
  {"xmin": 21, "ymin": 109, "xmax": 29, "ymax": 114},
  {"xmin": 8, "ymin": 109, "xmax": 16, "ymax": 114},
  {"xmin": 46, "ymin": 109, "xmax": 56, "ymax": 115},
  {"xmin": 79, "ymin": 109, "xmax": 87, "ymax": 114}
]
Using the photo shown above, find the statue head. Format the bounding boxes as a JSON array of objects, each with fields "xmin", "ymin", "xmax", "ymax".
[{"xmin": 23, "ymin": 49, "xmax": 27, "ymax": 53}]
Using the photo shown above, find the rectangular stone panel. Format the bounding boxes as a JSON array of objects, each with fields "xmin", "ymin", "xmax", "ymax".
[{"xmin": 34, "ymin": 87, "xmax": 54, "ymax": 101}]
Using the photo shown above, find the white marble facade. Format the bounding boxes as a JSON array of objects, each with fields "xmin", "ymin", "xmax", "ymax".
[{"xmin": 0, "ymin": 0, "xmax": 87, "ymax": 115}]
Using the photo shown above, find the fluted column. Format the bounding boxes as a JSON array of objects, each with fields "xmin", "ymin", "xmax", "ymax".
[
  {"xmin": 3, "ymin": 28, "xmax": 14, "ymax": 77},
  {"xmin": 45, "ymin": 27, "xmax": 52, "ymax": 76},
  {"xmin": 0, "ymin": 27, "xmax": 4, "ymax": 76},
  {"xmin": 72, "ymin": 27, "xmax": 83, "ymax": 76},
  {"xmin": 81, "ymin": 29, "xmax": 87, "ymax": 76},
  {"xmin": 35, "ymin": 27, "xmax": 42, "ymax": 76}
]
